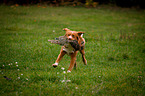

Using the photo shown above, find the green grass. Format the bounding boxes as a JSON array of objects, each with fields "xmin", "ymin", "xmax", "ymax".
[{"xmin": 0, "ymin": 5, "xmax": 145, "ymax": 95}]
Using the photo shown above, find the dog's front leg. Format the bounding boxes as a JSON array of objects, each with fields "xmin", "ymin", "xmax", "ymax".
[
  {"xmin": 52, "ymin": 48, "xmax": 66, "ymax": 68},
  {"xmin": 67, "ymin": 51, "xmax": 78, "ymax": 72}
]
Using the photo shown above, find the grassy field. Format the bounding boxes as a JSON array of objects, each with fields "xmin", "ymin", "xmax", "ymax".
[{"xmin": 0, "ymin": 5, "xmax": 145, "ymax": 95}]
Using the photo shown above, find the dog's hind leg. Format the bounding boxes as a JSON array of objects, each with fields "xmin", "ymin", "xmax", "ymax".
[
  {"xmin": 80, "ymin": 49, "xmax": 87, "ymax": 65},
  {"xmin": 74, "ymin": 61, "xmax": 77, "ymax": 69},
  {"xmin": 67, "ymin": 51, "xmax": 78, "ymax": 72}
]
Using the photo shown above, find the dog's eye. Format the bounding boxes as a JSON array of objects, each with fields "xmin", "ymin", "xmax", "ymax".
[
  {"xmin": 68, "ymin": 34, "xmax": 71, "ymax": 36},
  {"xmin": 72, "ymin": 35, "xmax": 75, "ymax": 38}
]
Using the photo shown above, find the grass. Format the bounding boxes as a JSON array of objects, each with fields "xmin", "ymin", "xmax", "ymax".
[{"xmin": 0, "ymin": 5, "xmax": 145, "ymax": 95}]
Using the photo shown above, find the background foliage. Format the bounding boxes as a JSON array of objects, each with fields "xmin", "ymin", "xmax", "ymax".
[{"xmin": 0, "ymin": 0, "xmax": 145, "ymax": 8}]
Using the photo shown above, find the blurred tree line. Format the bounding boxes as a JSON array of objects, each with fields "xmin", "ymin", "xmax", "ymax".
[{"xmin": 0, "ymin": 0, "xmax": 144, "ymax": 8}]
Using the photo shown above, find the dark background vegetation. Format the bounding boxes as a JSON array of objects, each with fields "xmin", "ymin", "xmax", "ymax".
[{"xmin": 0, "ymin": 0, "xmax": 145, "ymax": 8}]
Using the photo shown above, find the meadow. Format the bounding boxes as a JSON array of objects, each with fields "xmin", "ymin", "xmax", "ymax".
[{"xmin": 0, "ymin": 5, "xmax": 145, "ymax": 95}]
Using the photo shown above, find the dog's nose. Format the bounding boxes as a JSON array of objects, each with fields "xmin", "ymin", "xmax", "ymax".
[{"xmin": 68, "ymin": 36, "xmax": 72, "ymax": 40}]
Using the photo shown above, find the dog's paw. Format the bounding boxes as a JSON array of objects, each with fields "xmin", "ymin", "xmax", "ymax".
[
  {"xmin": 53, "ymin": 65, "xmax": 57, "ymax": 68},
  {"xmin": 52, "ymin": 63, "xmax": 58, "ymax": 68}
]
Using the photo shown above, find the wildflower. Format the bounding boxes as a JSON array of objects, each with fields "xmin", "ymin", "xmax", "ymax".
[
  {"xmin": 66, "ymin": 80, "xmax": 71, "ymax": 82},
  {"xmin": 17, "ymin": 69, "xmax": 20, "ymax": 71},
  {"xmin": 63, "ymin": 71, "xmax": 66, "ymax": 74},
  {"xmin": 8, "ymin": 64, "xmax": 10, "ymax": 65},
  {"xmin": 57, "ymin": 72, "xmax": 59, "ymax": 74},
  {"xmin": 53, "ymin": 30, "xmax": 55, "ymax": 32},
  {"xmin": 61, "ymin": 67, "xmax": 65, "ymax": 70},
  {"xmin": 16, "ymin": 65, "xmax": 18, "ymax": 67},
  {"xmin": 75, "ymin": 87, "xmax": 78, "ymax": 89},
  {"xmin": 3, "ymin": 65, "xmax": 5, "ymax": 67},
  {"xmin": 99, "ymin": 76, "xmax": 101, "ymax": 78},
  {"xmin": 26, "ymin": 78, "xmax": 28, "ymax": 80},
  {"xmin": 18, "ymin": 77, "xmax": 20, "ymax": 79},
  {"xmin": 21, "ymin": 74, "xmax": 23, "ymax": 76},
  {"xmin": 15, "ymin": 62, "xmax": 18, "ymax": 64},
  {"xmin": 67, "ymin": 70, "xmax": 71, "ymax": 73},
  {"xmin": 61, "ymin": 80, "xmax": 65, "ymax": 83}
]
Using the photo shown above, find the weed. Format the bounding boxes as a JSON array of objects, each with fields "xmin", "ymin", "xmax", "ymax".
[{"xmin": 122, "ymin": 53, "xmax": 129, "ymax": 59}]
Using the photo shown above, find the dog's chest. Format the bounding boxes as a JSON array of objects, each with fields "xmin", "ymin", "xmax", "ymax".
[{"xmin": 63, "ymin": 43, "xmax": 74, "ymax": 54}]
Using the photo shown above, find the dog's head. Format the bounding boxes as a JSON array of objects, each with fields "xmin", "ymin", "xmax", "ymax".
[{"xmin": 63, "ymin": 28, "xmax": 84, "ymax": 41}]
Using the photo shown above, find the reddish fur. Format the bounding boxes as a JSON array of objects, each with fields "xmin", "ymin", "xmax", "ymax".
[{"xmin": 52, "ymin": 28, "xmax": 87, "ymax": 72}]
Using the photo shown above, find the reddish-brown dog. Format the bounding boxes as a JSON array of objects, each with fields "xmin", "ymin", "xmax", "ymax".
[{"xmin": 52, "ymin": 28, "xmax": 87, "ymax": 72}]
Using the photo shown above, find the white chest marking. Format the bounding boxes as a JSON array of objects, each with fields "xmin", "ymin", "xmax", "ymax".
[
  {"xmin": 63, "ymin": 43, "xmax": 74, "ymax": 54},
  {"xmin": 81, "ymin": 34, "xmax": 83, "ymax": 37}
]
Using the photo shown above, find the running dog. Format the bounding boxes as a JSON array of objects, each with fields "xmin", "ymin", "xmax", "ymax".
[{"xmin": 52, "ymin": 28, "xmax": 87, "ymax": 72}]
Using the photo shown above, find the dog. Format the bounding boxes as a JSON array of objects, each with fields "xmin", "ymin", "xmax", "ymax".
[{"xmin": 52, "ymin": 28, "xmax": 87, "ymax": 72}]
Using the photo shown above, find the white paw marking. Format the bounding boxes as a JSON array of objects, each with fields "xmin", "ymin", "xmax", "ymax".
[{"xmin": 54, "ymin": 63, "xmax": 58, "ymax": 65}]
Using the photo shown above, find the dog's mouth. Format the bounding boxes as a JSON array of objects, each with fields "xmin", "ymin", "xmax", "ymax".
[
  {"xmin": 67, "ymin": 36, "xmax": 77, "ymax": 41},
  {"xmin": 68, "ymin": 38, "xmax": 72, "ymax": 40}
]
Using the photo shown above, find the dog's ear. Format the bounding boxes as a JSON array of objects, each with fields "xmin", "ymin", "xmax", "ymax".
[
  {"xmin": 63, "ymin": 28, "xmax": 70, "ymax": 31},
  {"xmin": 77, "ymin": 32, "xmax": 85, "ymax": 36}
]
